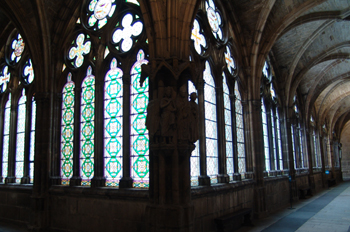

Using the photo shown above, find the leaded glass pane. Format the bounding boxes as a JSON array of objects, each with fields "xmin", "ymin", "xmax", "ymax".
[
  {"xmin": 2, "ymin": 96, "xmax": 11, "ymax": 179},
  {"xmin": 87, "ymin": 0, "xmax": 116, "ymax": 29},
  {"xmin": 68, "ymin": 34, "xmax": 91, "ymax": 68},
  {"xmin": 80, "ymin": 67, "xmax": 95, "ymax": 186},
  {"xmin": 112, "ymin": 13, "xmax": 143, "ymax": 52},
  {"xmin": 236, "ymin": 81, "xmax": 246, "ymax": 176},
  {"xmin": 261, "ymin": 99, "xmax": 270, "ymax": 171},
  {"xmin": 11, "ymin": 34, "xmax": 25, "ymax": 63},
  {"xmin": 223, "ymin": 74, "xmax": 234, "ymax": 180},
  {"xmin": 204, "ymin": 61, "xmax": 218, "ymax": 183},
  {"xmin": 29, "ymin": 98, "xmax": 36, "ymax": 183},
  {"xmin": 131, "ymin": 50, "xmax": 149, "ymax": 188},
  {"xmin": 271, "ymin": 109, "xmax": 277, "ymax": 170},
  {"xmin": 224, "ymin": 46, "xmax": 235, "ymax": 75},
  {"xmin": 0, "ymin": 66, "xmax": 11, "ymax": 93},
  {"xmin": 205, "ymin": 0, "xmax": 223, "ymax": 40},
  {"xmin": 104, "ymin": 58, "xmax": 123, "ymax": 187},
  {"xmin": 16, "ymin": 93, "xmax": 26, "ymax": 183},
  {"xmin": 276, "ymin": 112, "xmax": 283, "ymax": 170},
  {"xmin": 191, "ymin": 19, "xmax": 206, "ymax": 55},
  {"xmin": 61, "ymin": 74, "xmax": 75, "ymax": 185}
]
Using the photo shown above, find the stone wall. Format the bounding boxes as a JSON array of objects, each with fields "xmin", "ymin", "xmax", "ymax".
[
  {"xmin": 49, "ymin": 187, "xmax": 149, "ymax": 232},
  {"xmin": 264, "ymin": 177, "xmax": 290, "ymax": 214},
  {"xmin": 0, "ymin": 186, "xmax": 32, "ymax": 226},
  {"xmin": 191, "ymin": 180, "xmax": 254, "ymax": 232},
  {"xmin": 313, "ymin": 171, "xmax": 324, "ymax": 193}
]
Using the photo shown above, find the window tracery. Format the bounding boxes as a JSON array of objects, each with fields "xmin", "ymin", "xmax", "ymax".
[
  {"xmin": 0, "ymin": 30, "xmax": 36, "ymax": 184},
  {"xmin": 59, "ymin": 0, "xmax": 148, "ymax": 188}
]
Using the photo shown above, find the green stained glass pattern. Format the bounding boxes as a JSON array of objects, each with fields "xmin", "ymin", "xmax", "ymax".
[
  {"xmin": 61, "ymin": 73, "xmax": 75, "ymax": 185},
  {"xmin": 104, "ymin": 58, "xmax": 123, "ymax": 187},
  {"xmin": 80, "ymin": 67, "xmax": 95, "ymax": 186},
  {"xmin": 130, "ymin": 49, "xmax": 149, "ymax": 188},
  {"xmin": 30, "ymin": 98, "xmax": 36, "ymax": 183},
  {"xmin": 16, "ymin": 92, "xmax": 26, "ymax": 183},
  {"xmin": 2, "ymin": 96, "xmax": 11, "ymax": 179}
]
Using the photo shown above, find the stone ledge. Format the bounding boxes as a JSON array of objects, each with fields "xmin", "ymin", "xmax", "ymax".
[
  {"xmin": 191, "ymin": 179, "xmax": 256, "ymax": 199},
  {"xmin": 49, "ymin": 185, "xmax": 149, "ymax": 200},
  {"xmin": 0, "ymin": 184, "xmax": 33, "ymax": 193}
]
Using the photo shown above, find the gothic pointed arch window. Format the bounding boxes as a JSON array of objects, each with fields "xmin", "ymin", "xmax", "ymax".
[
  {"xmin": 58, "ymin": 0, "xmax": 148, "ymax": 188},
  {"xmin": 0, "ymin": 29, "xmax": 36, "ymax": 184},
  {"xmin": 291, "ymin": 95, "xmax": 307, "ymax": 170},
  {"xmin": 189, "ymin": 0, "xmax": 247, "ymax": 186},
  {"xmin": 261, "ymin": 60, "xmax": 284, "ymax": 175},
  {"xmin": 310, "ymin": 116, "xmax": 321, "ymax": 169}
]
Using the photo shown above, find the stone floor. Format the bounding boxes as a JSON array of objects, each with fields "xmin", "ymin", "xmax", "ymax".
[
  {"xmin": 0, "ymin": 181, "xmax": 350, "ymax": 232},
  {"xmin": 237, "ymin": 180, "xmax": 350, "ymax": 232}
]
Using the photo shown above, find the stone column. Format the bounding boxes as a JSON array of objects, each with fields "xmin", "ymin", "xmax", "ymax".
[
  {"xmin": 216, "ymin": 85, "xmax": 229, "ymax": 183},
  {"xmin": 91, "ymin": 79, "xmax": 106, "ymax": 187},
  {"xmin": 70, "ymin": 87, "xmax": 82, "ymax": 186},
  {"xmin": 31, "ymin": 92, "xmax": 51, "ymax": 230},
  {"xmin": 197, "ymin": 80, "xmax": 210, "ymax": 186},
  {"xmin": 120, "ymin": 74, "xmax": 133, "ymax": 188},
  {"xmin": 248, "ymin": 99, "xmax": 266, "ymax": 218},
  {"xmin": 50, "ymin": 93, "xmax": 63, "ymax": 185},
  {"xmin": 5, "ymin": 95, "xmax": 17, "ymax": 184},
  {"xmin": 145, "ymin": 66, "xmax": 196, "ymax": 232},
  {"xmin": 305, "ymin": 129, "xmax": 315, "ymax": 189}
]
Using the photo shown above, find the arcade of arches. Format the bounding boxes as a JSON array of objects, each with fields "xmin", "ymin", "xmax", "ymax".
[{"xmin": 1, "ymin": 0, "xmax": 350, "ymax": 231}]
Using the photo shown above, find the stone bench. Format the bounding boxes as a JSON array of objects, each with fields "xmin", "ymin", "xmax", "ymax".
[
  {"xmin": 299, "ymin": 186, "xmax": 312, "ymax": 199},
  {"xmin": 214, "ymin": 208, "xmax": 253, "ymax": 232}
]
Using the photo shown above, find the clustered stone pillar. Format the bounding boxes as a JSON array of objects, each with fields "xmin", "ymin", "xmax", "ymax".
[{"xmin": 145, "ymin": 65, "xmax": 197, "ymax": 232}]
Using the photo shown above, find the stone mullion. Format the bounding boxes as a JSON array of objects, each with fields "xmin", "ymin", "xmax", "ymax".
[
  {"xmin": 197, "ymin": 81, "xmax": 210, "ymax": 186},
  {"xmin": 319, "ymin": 135, "xmax": 326, "ymax": 187},
  {"xmin": 272, "ymin": 109, "xmax": 280, "ymax": 171},
  {"xmin": 216, "ymin": 85, "xmax": 228, "ymax": 183},
  {"xmin": 305, "ymin": 129, "xmax": 314, "ymax": 174},
  {"xmin": 6, "ymin": 97, "xmax": 17, "ymax": 183},
  {"xmin": 231, "ymin": 94, "xmax": 240, "ymax": 179},
  {"xmin": 266, "ymin": 103, "xmax": 275, "ymax": 173},
  {"xmin": 241, "ymin": 100, "xmax": 252, "ymax": 178},
  {"xmin": 0, "ymin": 100, "xmax": 4, "ymax": 183},
  {"xmin": 50, "ymin": 93, "xmax": 62, "ymax": 185},
  {"xmin": 279, "ymin": 111, "xmax": 289, "ymax": 172},
  {"xmin": 120, "ymin": 74, "xmax": 133, "ymax": 188},
  {"xmin": 21, "ymin": 93, "xmax": 32, "ymax": 184},
  {"xmin": 70, "ymin": 87, "xmax": 82, "ymax": 186},
  {"xmin": 91, "ymin": 79, "xmax": 106, "ymax": 187},
  {"xmin": 286, "ymin": 119, "xmax": 296, "ymax": 179}
]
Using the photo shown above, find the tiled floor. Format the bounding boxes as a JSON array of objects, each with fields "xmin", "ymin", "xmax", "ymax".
[
  {"xmin": 1, "ymin": 181, "xmax": 350, "ymax": 232},
  {"xmin": 237, "ymin": 181, "xmax": 350, "ymax": 232}
]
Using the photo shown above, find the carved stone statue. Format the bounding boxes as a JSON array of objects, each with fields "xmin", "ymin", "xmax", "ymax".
[
  {"xmin": 160, "ymin": 86, "xmax": 176, "ymax": 143},
  {"xmin": 176, "ymin": 85, "xmax": 191, "ymax": 143},
  {"xmin": 189, "ymin": 92, "xmax": 199, "ymax": 143}
]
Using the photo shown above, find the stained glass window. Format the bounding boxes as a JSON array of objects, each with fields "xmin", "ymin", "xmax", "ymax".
[
  {"xmin": 23, "ymin": 59, "xmax": 35, "ymax": 84},
  {"xmin": 130, "ymin": 49, "xmax": 149, "ymax": 188},
  {"xmin": 224, "ymin": 46, "xmax": 235, "ymax": 75},
  {"xmin": 30, "ymin": 98, "xmax": 36, "ymax": 183},
  {"xmin": 11, "ymin": 34, "xmax": 25, "ymax": 63},
  {"xmin": 262, "ymin": 61, "xmax": 269, "ymax": 79},
  {"xmin": 2, "ymin": 95, "xmax": 11, "ymax": 179},
  {"xmin": 68, "ymin": 34, "xmax": 91, "ymax": 68},
  {"xmin": 112, "ymin": 13, "xmax": 143, "ymax": 52},
  {"xmin": 191, "ymin": 19, "xmax": 207, "ymax": 55},
  {"xmin": 16, "ymin": 91, "xmax": 26, "ymax": 183},
  {"xmin": 205, "ymin": 0, "xmax": 223, "ymax": 40},
  {"xmin": 104, "ymin": 58, "xmax": 123, "ymax": 187},
  {"xmin": 223, "ymin": 74, "xmax": 233, "ymax": 180},
  {"xmin": 61, "ymin": 73, "xmax": 75, "ymax": 185},
  {"xmin": 0, "ymin": 66, "xmax": 10, "ymax": 93},
  {"xmin": 235, "ymin": 81, "xmax": 246, "ymax": 177},
  {"xmin": 188, "ymin": 80, "xmax": 199, "ymax": 186},
  {"xmin": 126, "ymin": 0, "xmax": 139, "ymax": 5},
  {"xmin": 291, "ymin": 125, "xmax": 297, "ymax": 169},
  {"xmin": 203, "ymin": 61, "xmax": 218, "ymax": 184},
  {"xmin": 80, "ymin": 67, "xmax": 95, "ymax": 186},
  {"xmin": 87, "ymin": 0, "xmax": 116, "ymax": 29},
  {"xmin": 261, "ymin": 98, "xmax": 270, "ymax": 171}
]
